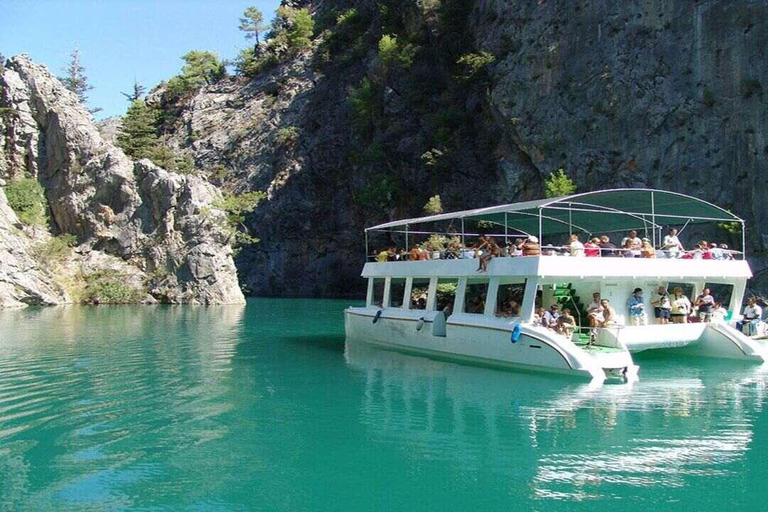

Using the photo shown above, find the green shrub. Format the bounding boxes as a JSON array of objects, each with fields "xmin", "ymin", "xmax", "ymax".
[
  {"xmin": 336, "ymin": 8, "xmax": 358, "ymax": 25},
  {"xmin": 165, "ymin": 51, "xmax": 226, "ymax": 98},
  {"xmin": 423, "ymin": 195, "xmax": 443, "ymax": 214},
  {"xmin": 378, "ymin": 35, "xmax": 418, "ymax": 68},
  {"xmin": 544, "ymin": 168, "xmax": 576, "ymax": 198},
  {"xmin": 83, "ymin": 270, "xmax": 144, "ymax": 304},
  {"xmin": 703, "ymin": 87, "xmax": 716, "ymax": 107},
  {"xmin": 348, "ymin": 78, "xmax": 380, "ymax": 132},
  {"xmin": 33, "ymin": 234, "xmax": 77, "ymax": 265},
  {"xmin": 5, "ymin": 177, "xmax": 47, "ymax": 226},
  {"xmin": 211, "ymin": 191, "xmax": 266, "ymax": 254},
  {"xmin": 285, "ymin": 7, "xmax": 315, "ymax": 50},
  {"xmin": 275, "ymin": 126, "xmax": 300, "ymax": 147},
  {"xmin": 235, "ymin": 47, "xmax": 279, "ymax": 77},
  {"xmin": 455, "ymin": 51, "xmax": 495, "ymax": 81}
]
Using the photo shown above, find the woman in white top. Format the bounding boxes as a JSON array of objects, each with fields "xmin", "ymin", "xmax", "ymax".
[
  {"xmin": 661, "ymin": 228, "xmax": 684, "ymax": 258},
  {"xmin": 568, "ymin": 234, "xmax": 585, "ymax": 257},
  {"xmin": 670, "ymin": 287, "xmax": 692, "ymax": 323}
]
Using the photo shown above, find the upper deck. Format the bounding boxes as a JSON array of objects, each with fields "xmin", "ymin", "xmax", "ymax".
[{"xmin": 363, "ymin": 256, "xmax": 752, "ymax": 280}]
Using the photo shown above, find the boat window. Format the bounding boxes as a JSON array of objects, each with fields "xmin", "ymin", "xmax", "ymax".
[
  {"xmin": 435, "ymin": 278, "xmax": 458, "ymax": 315},
  {"xmin": 389, "ymin": 278, "xmax": 406, "ymax": 308},
  {"xmin": 371, "ymin": 278, "xmax": 385, "ymax": 307},
  {"xmin": 464, "ymin": 279, "xmax": 489, "ymax": 314},
  {"xmin": 411, "ymin": 278, "xmax": 430, "ymax": 310},
  {"xmin": 496, "ymin": 280, "xmax": 525, "ymax": 317},
  {"xmin": 667, "ymin": 282, "xmax": 694, "ymax": 300},
  {"xmin": 704, "ymin": 283, "xmax": 734, "ymax": 309}
]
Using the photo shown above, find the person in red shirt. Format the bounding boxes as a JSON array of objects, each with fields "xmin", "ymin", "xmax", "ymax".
[{"xmin": 584, "ymin": 237, "xmax": 601, "ymax": 257}]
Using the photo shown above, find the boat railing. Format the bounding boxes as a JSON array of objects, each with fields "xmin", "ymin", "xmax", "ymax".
[{"xmin": 368, "ymin": 246, "xmax": 743, "ymax": 262}]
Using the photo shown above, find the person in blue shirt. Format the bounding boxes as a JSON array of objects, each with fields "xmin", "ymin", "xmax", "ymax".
[
  {"xmin": 627, "ymin": 287, "xmax": 647, "ymax": 326},
  {"xmin": 542, "ymin": 304, "xmax": 560, "ymax": 329}
]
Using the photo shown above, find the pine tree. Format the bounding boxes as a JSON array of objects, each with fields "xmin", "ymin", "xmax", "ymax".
[
  {"xmin": 59, "ymin": 49, "xmax": 102, "ymax": 114},
  {"xmin": 116, "ymin": 99, "xmax": 159, "ymax": 160},
  {"xmin": 239, "ymin": 7, "xmax": 268, "ymax": 55},
  {"xmin": 121, "ymin": 79, "xmax": 146, "ymax": 102}
]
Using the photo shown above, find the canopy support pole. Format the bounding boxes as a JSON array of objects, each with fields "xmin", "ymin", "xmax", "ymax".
[
  {"xmin": 504, "ymin": 212, "xmax": 509, "ymax": 246},
  {"xmin": 365, "ymin": 230, "xmax": 369, "ymax": 259},
  {"xmin": 538, "ymin": 207, "xmax": 543, "ymax": 246},
  {"xmin": 650, "ymin": 191, "xmax": 656, "ymax": 247},
  {"xmin": 568, "ymin": 205, "xmax": 573, "ymax": 236},
  {"xmin": 741, "ymin": 220, "xmax": 747, "ymax": 260},
  {"xmin": 461, "ymin": 218, "xmax": 465, "ymax": 247},
  {"xmin": 405, "ymin": 225, "xmax": 409, "ymax": 254}
]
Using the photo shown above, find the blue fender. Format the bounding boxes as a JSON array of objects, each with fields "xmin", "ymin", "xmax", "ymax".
[{"xmin": 510, "ymin": 324, "xmax": 522, "ymax": 343}]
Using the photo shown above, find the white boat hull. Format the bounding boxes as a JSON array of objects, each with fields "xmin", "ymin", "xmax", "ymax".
[{"xmin": 345, "ymin": 307, "xmax": 637, "ymax": 382}]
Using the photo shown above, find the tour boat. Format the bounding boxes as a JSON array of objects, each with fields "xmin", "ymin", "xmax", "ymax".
[{"xmin": 344, "ymin": 189, "xmax": 767, "ymax": 382}]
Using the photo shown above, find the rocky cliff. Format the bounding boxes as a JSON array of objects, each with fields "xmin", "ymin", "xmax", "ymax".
[
  {"xmin": 144, "ymin": 0, "xmax": 768, "ymax": 296},
  {"xmin": 4, "ymin": 0, "xmax": 768, "ymax": 302},
  {"xmin": 0, "ymin": 55, "xmax": 245, "ymax": 306}
]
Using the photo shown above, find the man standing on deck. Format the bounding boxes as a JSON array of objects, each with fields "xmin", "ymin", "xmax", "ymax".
[
  {"xmin": 651, "ymin": 286, "xmax": 672, "ymax": 324},
  {"xmin": 695, "ymin": 288, "xmax": 715, "ymax": 322},
  {"xmin": 627, "ymin": 288, "xmax": 647, "ymax": 326}
]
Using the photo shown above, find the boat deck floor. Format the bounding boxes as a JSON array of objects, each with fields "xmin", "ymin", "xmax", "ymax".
[{"xmin": 573, "ymin": 341, "xmax": 626, "ymax": 354}]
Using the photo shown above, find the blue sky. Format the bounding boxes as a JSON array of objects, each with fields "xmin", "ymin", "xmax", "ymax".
[{"xmin": 1, "ymin": 0, "xmax": 281, "ymax": 119}]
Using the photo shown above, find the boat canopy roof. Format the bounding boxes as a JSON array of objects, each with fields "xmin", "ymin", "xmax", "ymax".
[{"xmin": 366, "ymin": 188, "xmax": 742, "ymax": 236}]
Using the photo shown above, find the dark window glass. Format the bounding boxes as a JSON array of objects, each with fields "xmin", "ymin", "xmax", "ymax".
[
  {"xmin": 464, "ymin": 280, "xmax": 489, "ymax": 314},
  {"xmin": 436, "ymin": 279, "xmax": 458, "ymax": 313},
  {"xmin": 496, "ymin": 282, "xmax": 525, "ymax": 317},
  {"xmin": 389, "ymin": 279, "xmax": 406, "ymax": 307},
  {"xmin": 704, "ymin": 283, "xmax": 734, "ymax": 309},
  {"xmin": 371, "ymin": 278, "xmax": 385, "ymax": 307}
]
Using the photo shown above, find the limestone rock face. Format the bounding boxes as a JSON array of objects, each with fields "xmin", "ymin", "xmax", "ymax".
[
  {"xmin": 0, "ymin": 55, "xmax": 244, "ymax": 306},
  {"xmin": 0, "ymin": 188, "xmax": 68, "ymax": 307},
  {"xmin": 153, "ymin": 0, "xmax": 768, "ymax": 296}
]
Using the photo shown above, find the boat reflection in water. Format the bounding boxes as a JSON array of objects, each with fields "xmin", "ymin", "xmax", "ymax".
[{"xmin": 344, "ymin": 338, "xmax": 768, "ymax": 503}]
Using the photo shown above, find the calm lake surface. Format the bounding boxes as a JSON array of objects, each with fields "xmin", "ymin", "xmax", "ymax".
[{"xmin": 0, "ymin": 298, "xmax": 766, "ymax": 511}]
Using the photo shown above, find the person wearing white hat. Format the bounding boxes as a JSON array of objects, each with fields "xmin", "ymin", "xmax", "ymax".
[{"xmin": 523, "ymin": 236, "xmax": 540, "ymax": 256}]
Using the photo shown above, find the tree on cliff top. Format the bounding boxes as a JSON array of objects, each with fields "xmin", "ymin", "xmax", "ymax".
[
  {"xmin": 166, "ymin": 51, "xmax": 226, "ymax": 97},
  {"xmin": 116, "ymin": 99, "xmax": 159, "ymax": 160},
  {"xmin": 121, "ymin": 79, "xmax": 146, "ymax": 102},
  {"xmin": 59, "ymin": 49, "xmax": 101, "ymax": 115},
  {"xmin": 544, "ymin": 169, "xmax": 576, "ymax": 198},
  {"xmin": 239, "ymin": 6, "xmax": 268, "ymax": 54}
]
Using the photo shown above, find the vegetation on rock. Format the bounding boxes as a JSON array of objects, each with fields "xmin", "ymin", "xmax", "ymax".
[
  {"xmin": 32, "ymin": 234, "xmax": 77, "ymax": 265},
  {"xmin": 5, "ymin": 176, "xmax": 47, "ymax": 226},
  {"xmin": 239, "ymin": 6, "xmax": 268, "ymax": 54},
  {"xmin": 544, "ymin": 169, "xmax": 576, "ymax": 198},
  {"xmin": 166, "ymin": 51, "xmax": 226, "ymax": 97},
  {"xmin": 211, "ymin": 191, "xmax": 267, "ymax": 254},
  {"xmin": 82, "ymin": 270, "xmax": 145, "ymax": 304},
  {"xmin": 423, "ymin": 195, "xmax": 443, "ymax": 214}
]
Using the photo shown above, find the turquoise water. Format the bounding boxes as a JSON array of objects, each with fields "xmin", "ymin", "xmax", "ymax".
[{"xmin": 0, "ymin": 299, "xmax": 766, "ymax": 511}]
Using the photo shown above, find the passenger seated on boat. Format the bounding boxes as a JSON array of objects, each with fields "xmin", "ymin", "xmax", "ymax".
[
  {"xmin": 627, "ymin": 288, "xmax": 648, "ymax": 326},
  {"xmin": 556, "ymin": 309, "xmax": 576, "ymax": 339},
  {"xmin": 621, "ymin": 239, "xmax": 635, "ymax": 258},
  {"xmin": 587, "ymin": 293, "xmax": 604, "ymax": 327},
  {"xmin": 599, "ymin": 299, "xmax": 618, "ymax": 326},
  {"xmin": 660, "ymin": 228, "xmax": 684, "ymax": 258},
  {"xmin": 444, "ymin": 240, "xmax": 461, "ymax": 259},
  {"xmin": 542, "ymin": 244, "xmax": 558, "ymax": 256},
  {"xmin": 736, "ymin": 298, "xmax": 762, "ymax": 335},
  {"xmin": 599, "ymin": 235, "xmax": 618, "ymax": 257},
  {"xmin": 478, "ymin": 236, "xmax": 502, "ymax": 272},
  {"xmin": 670, "ymin": 287, "xmax": 692, "ymax": 324},
  {"xmin": 442, "ymin": 302, "xmax": 454, "ymax": 317},
  {"xmin": 621, "ymin": 230, "xmax": 642, "ymax": 257},
  {"xmin": 417, "ymin": 244, "xmax": 431, "ymax": 261},
  {"xmin": 641, "ymin": 240, "xmax": 656, "ymax": 258},
  {"xmin": 542, "ymin": 304, "xmax": 560, "ymax": 329},
  {"xmin": 532, "ymin": 306, "xmax": 545, "ymax": 326},
  {"xmin": 466, "ymin": 295, "xmax": 485, "ymax": 314},
  {"xmin": 496, "ymin": 299, "xmax": 520, "ymax": 318},
  {"xmin": 568, "ymin": 234, "xmax": 585, "ymax": 257},
  {"xmin": 584, "ymin": 238, "xmax": 601, "ymax": 257},
  {"xmin": 409, "ymin": 244, "xmax": 421, "ymax": 261},
  {"xmin": 510, "ymin": 238, "xmax": 525, "ymax": 257},
  {"xmin": 720, "ymin": 244, "xmax": 735, "ymax": 260},
  {"xmin": 712, "ymin": 302, "xmax": 728, "ymax": 323},
  {"xmin": 522, "ymin": 236, "xmax": 540, "ymax": 256}
]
